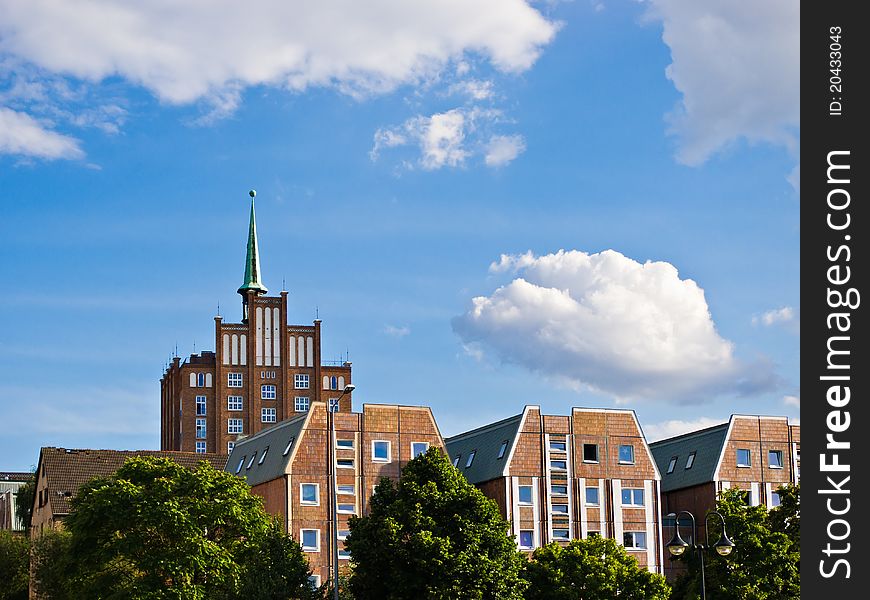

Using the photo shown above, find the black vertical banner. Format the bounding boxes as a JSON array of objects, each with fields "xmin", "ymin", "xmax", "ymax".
[{"xmin": 802, "ymin": 2, "xmax": 868, "ymax": 597}]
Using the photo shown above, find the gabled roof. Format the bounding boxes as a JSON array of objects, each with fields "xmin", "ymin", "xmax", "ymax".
[
  {"xmin": 226, "ymin": 412, "xmax": 309, "ymax": 486},
  {"xmin": 444, "ymin": 411, "xmax": 525, "ymax": 485},
  {"xmin": 649, "ymin": 423, "xmax": 729, "ymax": 492},
  {"xmin": 38, "ymin": 448, "xmax": 227, "ymax": 515}
]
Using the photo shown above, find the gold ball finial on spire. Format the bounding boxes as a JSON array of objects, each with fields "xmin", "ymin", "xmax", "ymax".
[{"xmin": 249, "ymin": 189, "xmax": 256, "ymax": 199}]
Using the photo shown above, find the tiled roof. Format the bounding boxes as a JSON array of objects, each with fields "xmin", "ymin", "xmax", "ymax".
[
  {"xmin": 226, "ymin": 413, "xmax": 309, "ymax": 486},
  {"xmin": 649, "ymin": 423, "xmax": 729, "ymax": 492},
  {"xmin": 444, "ymin": 412, "xmax": 525, "ymax": 485},
  {"xmin": 40, "ymin": 448, "xmax": 228, "ymax": 515}
]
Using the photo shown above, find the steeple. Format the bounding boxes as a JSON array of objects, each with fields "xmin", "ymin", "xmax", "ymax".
[{"xmin": 238, "ymin": 190, "xmax": 267, "ymax": 321}]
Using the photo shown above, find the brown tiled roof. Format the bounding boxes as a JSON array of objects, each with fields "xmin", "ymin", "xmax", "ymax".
[{"xmin": 40, "ymin": 448, "xmax": 228, "ymax": 515}]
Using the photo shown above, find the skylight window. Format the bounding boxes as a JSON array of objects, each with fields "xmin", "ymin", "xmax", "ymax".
[{"xmin": 498, "ymin": 440, "xmax": 509, "ymax": 459}]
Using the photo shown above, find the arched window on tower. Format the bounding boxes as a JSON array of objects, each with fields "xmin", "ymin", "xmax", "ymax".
[{"xmin": 331, "ymin": 376, "xmax": 338, "ymax": 390}]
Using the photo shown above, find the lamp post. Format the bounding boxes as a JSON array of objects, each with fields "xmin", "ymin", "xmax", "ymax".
[
  {"xmin": 329, "ymin": 384, "xmax": 355, "ymax": 600},
  {"xmin": 666, "ymin": 510, "xmax": 734, "ymax": 599}
]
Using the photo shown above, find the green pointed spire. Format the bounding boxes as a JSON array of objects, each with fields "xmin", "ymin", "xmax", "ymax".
[{"xmin": 238, "ymin": 190, "xmax": 268, "ymax": 297}]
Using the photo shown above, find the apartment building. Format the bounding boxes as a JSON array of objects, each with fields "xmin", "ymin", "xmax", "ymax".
[
  {"xmin": 445, "ymin": 406, "xmax": 664, "ymax": 574},
  {"xmin": 161, "ymin": 192, "xmax": 353, "ymax": 455},
  {"xmin": 649, "ymin": 415, "xmax": 800, "ymax": 579},
  {"xmin": 226, "ymin": 401, "xmax": 445, "ymax": 587},
  {"xmin": 1, "ymin": 472, "xmax": 32, "ymax": 531}
]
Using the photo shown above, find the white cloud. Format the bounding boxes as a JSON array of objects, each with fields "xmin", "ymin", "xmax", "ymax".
[
  {"xmin": 783, "ymin": 395, "xmax": 799, "ymax": 407},
  {"xmin": 644, "ymin": 417, "xmax": 724, "ymax": 442},
  {"xmin": 485, "ymin": 134, "xmax": 526, "ymax": 166},
  {"xmin": 753, "ymin": 306, "xmax": 799, "ymax": 333},
  {"xmin": 0, "ymin": 106, "xmax": 84, "ymax": 159},
  {"xmin": 449, "ymin": 79, "xmax": 495, "ymax": 100},
  {"xmin": 454, "ymin": 249, "xmax": 776, "ymax": 402},
  {"xmin": 644, "ymin": 0, "xmax": 799, "ymax": 168},
  {"xmin": 384, "ymin": 324, "xmax": 411, "ymax": 338},
  {"xmin": 0, "ymin": 1, "xmax": 556, "ymax": 105},
  {"xmin": 372, "ymin": 106, "xmax": 524, "ymax": 170}
]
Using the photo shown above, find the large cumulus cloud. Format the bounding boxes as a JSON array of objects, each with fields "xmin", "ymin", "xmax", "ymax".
[{"xmin": 453, "ymin": 249, "xmax": 775, "ymax": 402}]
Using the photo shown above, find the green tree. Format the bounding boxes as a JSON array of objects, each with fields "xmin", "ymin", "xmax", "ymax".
[
  {"xmin": 670, "ymin": 484, "xmax": 800, "ymax": 600},
  {"xmin": 0, "ymin": 530, "xmax": 29, "ymax": 600},
  {"xmin": 346, "ymin": 448, "xmax": 527, "ymax": 600},
  {"xmin": 62, "ymin": 456, "xmax": 315, "ymax": 600},
  {"xmin": 30, "ymin": 529, "xmax": 75, "ymax": 600},
  {"xmin": 14, "ymin": 476, "xmax": 35, "ymax": 530},
  {"xmin": 523, "ymin": 537, "xmax": 670, "ymax": 600}
]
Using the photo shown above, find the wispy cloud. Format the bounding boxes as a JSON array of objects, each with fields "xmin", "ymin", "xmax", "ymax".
[
  {"xmin": 753, "ymin": 306, "xmax": 799, "ymax": 333},
  {"xmin": 384, "ymin": 324, "xmax": 411, "ymax": 338},
  {"xmin": 0, "ymin": 106, "xmax": 84, "ymax": 159}
]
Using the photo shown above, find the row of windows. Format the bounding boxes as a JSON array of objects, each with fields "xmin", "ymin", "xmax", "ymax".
[
  {"xmin": 322, "ymin": 375, "xmax": 347, "ymax": 391},
  {"xmin": 516, "ymin": 484, "xmax": 644, "ymax": 508},
  {"xmin": 516, "ymin": 530, "xmax": 647, "ymax": 551},
  {"xmin": 453, "ymin": 442, "xmax": 637, "ymax": 471},
  {"xmin": 190, "ymin": 373, "xmax": 213, "ymax": 388},
  {"xmin": 299, "ymin": 483, "xmax": 357, "ymax": 507},
  {"xmin": 737, "ymin": 448, "xmax": 785, "ymax": 469},
  {"xmin": 298, "ymin": 528, "xmax": 352, "ymax": 555},
  {"xmin": 197, "ymin": 394, "xmax": 322, "ymax": 413},
  {"xmin": 370, "ymin": 440, "xmax": 429, "ymax": 462}
]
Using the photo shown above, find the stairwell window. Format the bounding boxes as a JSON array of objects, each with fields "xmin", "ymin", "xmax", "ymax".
[
  {"xmin": 228, "ymin": 419, "xmax": 243, "ymax": 434},
  {"xmin": 294, "ymin": 397, "xmax": 310, "ymax": 412},
  {"xmin": 195, "ymin": 418, "xmax": 206, "ymax": 439},
  {"xmin": 294, "ymin": 374, "xmax": 310, "ymax": 389},
  {"xmin": 227, "ymin": 396, "xmax": 243, "ymax": 411},
  {"xmin": 195, "ymin": 396, "xmax": 207, "ymax": 416},
  {"xmin": 261, "ymin": 408, "xmax": 276, "ymax": 423},
  {"xmin": 261, "ymin": 385, "xmax": 276, "ymax": 400},
  {"xmin": 228, "ymin": 373, "xmax": 243, "ymax": 387}
]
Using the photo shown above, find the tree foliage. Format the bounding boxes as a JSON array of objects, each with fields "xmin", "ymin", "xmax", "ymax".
[
  {"xmin": 345, "ymin": 448, "xmax": 527, "ymax": 600},
  {"xmin": 523, "ymin": 537, "xmax": 670, "ymax": 600},
  {"xmin": 14, "ymin": 476, "xmax": 35, "ymax": 530},
  {"xmin": 670, "ymin": 484, "xmax": 800, "ymax": 600},
  {"xmin": 0, "ymin": 530, "xmax": 29, "ymax": 600},
  {"xmin": 55, "ymin": 456, "xmax": 315, "ymax": 600},
  {"xmin": 30, "ymin": 529, "xmax": 75, "ymax": 600}
]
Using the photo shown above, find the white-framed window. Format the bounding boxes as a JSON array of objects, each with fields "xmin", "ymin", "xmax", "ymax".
[
  {"xmin": 337, "ymin": 530, "xmax": 351, "ymax": 541},
  {"xmin": 261, "ymin": 407, "xmax": 277, "ymax": 423},
  {"xmin": 337, "ymin": 458, "xmax": 354, "ymax": 469},
  {"xmin": 336, "ymin": 439, "xmax": 354, "ymax": 449},
  {"xmin": 328, "ymin": 398, "xmax": 339, "ymax": 412},
  {"xmin": 300, "ymin": 529, "xmax": 319, "ymax": 552},
  {"xmin": 294, "ymin": 374, "xmax": 310, "ymax": 389},
  {"xmin": 497, "ymin": 440, "xmax": 509, "ymax": 459},
  {"xmin": 411, "ymin": 442, "xmax": 429, "ymax": 458},
  {"xmin": 618, "ymin": 444, "xmax": 635, "ymax": 464},
  {"xmin": 195, "ymin": 395, "xmax": 207, "ymax": 416},
  {"xmin": 549, "ymin": 440, "xmax": 567, "ymax": 452},
  {"xmin": 621, "ymin": 488, "xmax": 644, "ymax": 507},
  {"xmin": 338, "ymin": 548, "xmax": 351, "ymax": 560},
  {"xmin": 337, "ymin": 503, "xmax": 355, "ymax": 514},
  {"xmin": 195, "ymin": 418, "xmax": 206, "ymax": 439},
  {"xmin": 737, "ymin": 448, "xmax": 752, "ymax": 467},
  {"xmin": 195, "ymin": 441, "xmax": 206, "ymax": 453},
  {"xmin": 294, "ymin": 397, "xmax": 310, "ymax": 412},
  {"xmin": 667, "ymin": 456, "xmax": 678, "ymax": 474},
  {"xmin": 337, "ymin": 484, "xmax": 355, "ymax": 495},
  {"xmin": 551, "ymin": 484, "xmax": 568, "ymax": 497},
  {"xmin": 550, "ymin": 459, "xmax": 567, "ymax": 471},
  {"xmin": 227, "ymin": 441, "xmax": 235, "ymax": 454},
  {"xmin": 768, "ymin": 449, "xmax": 784, "ymax": 468},
  {"xmin": 518, "ymin": 485, "xmax": 533, "ymax": 505},
  {"xmin": 552, "ymin": 528, "xmax": 570, "ymax": 541},
  {"xmin": 585, "ymin": 486, "xmax": 600, "ymax": 506},
  {"xmin": 372, "ymin": 440, "xmax": 391, "ymax": 462},
  {"xmin": 227, "ymin": 396, "xmax": 243, "ymax": 411},
  {"xmin": 228, "ymin": 418, "xmax": 243, "ymax": 434},
  {"xmin": 300, "ymin": 483, "xmax": 319, "ymax": 505},
  {"xmin": 518, "ymin": 530, "xmax": 534, "ymax": 549},
  {"xmin": 261, "ymin": 384, "xmax": 276, "ymax": 400},
  {"xmin": 308, "ymin": 574, "xmax": 321, "ymax": 589},
  {"xmin": 583, "ymin": 444, "xmax": 599, "ymax": 463},
  {"xmin": 261, "ymin": 370, "xmax": 276, "ymax": 379},
  {"xmin": 770, "ymin": 490, "xmax": 782, "ymax": 507},
  {"xmin": 686, "ymin": 452, "xmax": 696, "ymax": 469},
  {"xmin": 623, "ymin": 531, "xmax": 647, "ymax": 549},
  {"xmin": 466, "ymin": 450, "xmax": 476, "ymax": 468},
  {"xmin": 227, "ymin": 372, "xmax": 243, "ymax": 387},
  {"xmin": 551, "ymin": 504, "xmax": 569, "ymax": 515}
]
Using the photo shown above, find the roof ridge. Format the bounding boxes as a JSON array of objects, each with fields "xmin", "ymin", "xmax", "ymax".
[
  {"xmin": 649, "ymin": 422, "xmax": 729, "ymax": 447},
  {"xmin": 444, "ymin": 413, "xmax": 523, "ymax": 443},
  {"xmin": 235, "ymin": 413, "xmax": 308, "ymax": 445}
]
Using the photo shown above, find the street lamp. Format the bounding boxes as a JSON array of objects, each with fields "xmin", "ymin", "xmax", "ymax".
[
  {"xmin": 329, "ymin": 384, "xmax": 355, "ymax": 600},
  {"xmin": 666, "ymin": 510, "xmax": 734, "ymax": 599}
]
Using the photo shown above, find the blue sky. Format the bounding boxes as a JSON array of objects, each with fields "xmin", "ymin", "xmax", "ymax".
[{"xmin": 0, "ymin": 0, "xmax": 799, "ymax": 471}]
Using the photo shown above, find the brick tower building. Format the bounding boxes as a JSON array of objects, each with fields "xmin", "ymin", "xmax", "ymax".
[{"xmin": 160, "ymin": 191, "xmax": 353, "ymax": 454}]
